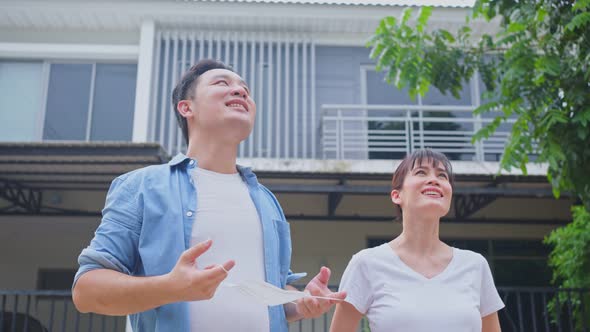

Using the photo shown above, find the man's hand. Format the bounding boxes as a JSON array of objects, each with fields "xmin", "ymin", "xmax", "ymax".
[
  {"xmin": 166, "ymin": 239, "xmax": 235, "ymax": 302},
  {"xmin": 295, "ymin": 267, "xmax": 347, "ymax": 319}
]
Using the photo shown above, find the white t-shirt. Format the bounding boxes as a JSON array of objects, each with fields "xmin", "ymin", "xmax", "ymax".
[
  {"xmin": 339, "ymin": 243, "xmax": 504, "ymax": 332},
  {"xmin": 188, "ymin": 167, "xmax": 269, "ymax": 332}
]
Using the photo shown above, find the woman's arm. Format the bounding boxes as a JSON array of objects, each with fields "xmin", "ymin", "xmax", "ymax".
[
  {"xmin": 482, "ymin": 312, "xmax": 501, "ymax": 332},
  {"xmin": 329, "ymin": 301, "xmax": 363, "ymax": 332}
]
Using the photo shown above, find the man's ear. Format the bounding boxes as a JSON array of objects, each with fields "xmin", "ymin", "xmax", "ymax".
[
  {"xmin": 177, "ymin": 100, "xmax": 193, "ymax": 118},
  {"xmin": 391, "ymin": 189, "xmax": 402, "ymax": 205}
]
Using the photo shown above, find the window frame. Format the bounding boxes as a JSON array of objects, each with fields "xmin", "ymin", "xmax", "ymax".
[{"xmin": 39, "ymin": 60, "xmax": 137, "ymax": 142}]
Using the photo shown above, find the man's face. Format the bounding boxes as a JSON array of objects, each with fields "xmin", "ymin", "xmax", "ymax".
[{"xmin": 188, "ymin": 68, "xmax": 256, "ymax": 142}]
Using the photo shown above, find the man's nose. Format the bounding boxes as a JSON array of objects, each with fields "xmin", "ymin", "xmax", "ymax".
[{"xmin": 231, "ymin": 85, "xmax": 247, "ymax": 98}]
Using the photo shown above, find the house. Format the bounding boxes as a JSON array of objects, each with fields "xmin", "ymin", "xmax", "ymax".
[{"xmin": 0, "ymin": 0, "xmax": 576, "ymax": 331}]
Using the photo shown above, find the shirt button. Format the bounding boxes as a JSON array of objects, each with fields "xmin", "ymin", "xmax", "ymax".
[
  {"xmin": 189, "ymin": 160, "xmax": 195, "ymax": 166},
  {"xmin": 186, "ymin": 211, "xmax": 193, "ymax": 217}
]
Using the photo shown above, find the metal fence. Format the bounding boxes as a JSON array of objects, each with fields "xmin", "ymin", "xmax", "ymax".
[
  {"xmin": 498, "ymin": 287, "xmax": 589, "ymax": 332},
  {"xmin": 321, "ymin": 104, "xmax": 518, "ymax": 162},
  {"xmin": 0, "ymin": 291, "xmax": 125, "ymax": 332},
  {"xmin": 1, "ymin": 288, "xmax": 587, "ymax": 332}
]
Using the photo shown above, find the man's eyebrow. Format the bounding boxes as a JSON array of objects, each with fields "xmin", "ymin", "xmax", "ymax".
[{"xmin": 210, "ymin": 74, "xmax": 249, "ymax": 88}]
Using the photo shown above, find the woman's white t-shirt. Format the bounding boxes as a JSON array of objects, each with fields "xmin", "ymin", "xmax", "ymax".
[{"xmin": 339, "ymin": 244, "xmax": 505, "ymax": 332}]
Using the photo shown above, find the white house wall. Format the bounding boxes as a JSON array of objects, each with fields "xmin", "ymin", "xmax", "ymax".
[{"xmin": 0, "ymin": 214, "xmax": 563, "ymax": 290}]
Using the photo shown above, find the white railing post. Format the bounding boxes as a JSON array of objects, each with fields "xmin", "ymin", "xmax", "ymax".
[
  {"xmin": 133, "ymin": 20, "xmax": 156, "ymax": 143},
  {"xmin": 337, "ymin": 109, "xmax": 343, "ymax": 160},
  {"xmin": 405, "ymin": 109, "xmax": 412, "ymax": 155},
  {"xmin": 311, "ymin": 41, "xmax": 316, "ymax": 159}
]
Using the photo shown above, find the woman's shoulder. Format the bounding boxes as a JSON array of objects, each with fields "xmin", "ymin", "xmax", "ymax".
[
  {"xmin": 350, "ymin": 243, "xmax": 391, "ymax": 265},
  {"xmin": 452, "ymin": 247, "xmax": 488, "ymax": 266}
]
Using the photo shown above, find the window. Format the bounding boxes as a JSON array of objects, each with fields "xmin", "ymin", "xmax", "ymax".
[
  {"xmin": 43, "ymin": 64, "xmax": 93, "ymax": 140},
  {"xmin": 0, "ymin": 61, "xmax": 44, "ymax": 141},
  {"xmin": 43, "ymin": 63, "xmax": 137, "ymax": 141},
  {"xmin": 37, "ymin": 269, "xmax": 77, "ymax": 291},
  {"xmin": 0, "ymin": 60, "xmax": 137, "ymax": 142}
]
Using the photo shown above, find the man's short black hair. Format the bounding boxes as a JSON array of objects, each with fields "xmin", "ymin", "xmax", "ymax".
[{"xmin": 171, "ymin": 59, "xmax": 234, "ymax": 145}]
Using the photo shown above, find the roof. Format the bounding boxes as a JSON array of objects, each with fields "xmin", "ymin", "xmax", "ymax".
[
  {"xmin": 183, "ymin": 0, "xmax": 475, "ymax": 7},
  {"xmin": 0, "ymin": 0, "xmax": 476, "ymax": 34},
  {"xmin": 0, "ymin": 142, "xmax": 168, "ymax": 192},
  {"xmin": 0, "ymin": 142, "xmax": 569, "ymax": 222}
]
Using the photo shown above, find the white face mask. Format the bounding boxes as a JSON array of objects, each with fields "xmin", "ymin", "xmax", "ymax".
[{"xmin": 223, "ymin": 280, "xmax": 338, "ymax": 306}]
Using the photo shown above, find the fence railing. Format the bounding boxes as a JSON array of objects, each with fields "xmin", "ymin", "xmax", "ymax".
[
  {"xmin": 0, "ymin": 290, "xmax": 125, "ymax": 332},
  {"xmin": 321, "ymin": 104, "xmax": 518, "ymax": 162},
  {"xmin": 2, "ymin": 288, "xmax": 587, "ymax": 332},
  {"xmin": 497, "ymin": 287, "xmax": 589, "ymax": 332}
]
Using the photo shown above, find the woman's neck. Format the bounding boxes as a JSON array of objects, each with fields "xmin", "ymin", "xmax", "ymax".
[{"xmin": 391, "ymin": 211, "xmax": 444, "ymax": 255}]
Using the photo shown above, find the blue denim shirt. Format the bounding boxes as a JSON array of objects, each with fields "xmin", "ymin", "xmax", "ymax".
[{"xmin": 74, "ymin": 153, "xmax": 305, "ymax": 332}]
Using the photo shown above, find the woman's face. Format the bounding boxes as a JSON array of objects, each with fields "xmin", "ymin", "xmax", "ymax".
[{"xmin": 391, "ymin": 159, "xmax": 453, "ymax": 218}]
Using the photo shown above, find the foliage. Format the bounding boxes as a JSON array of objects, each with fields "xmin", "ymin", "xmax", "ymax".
[
  {"xmin": 368, "ymin": 0, "xmax": 590, "ymax": 209},
  {"xmin": 368, "ymin": 0, "xmax": 590, "ymax": 327},
  {"xmin": 545, "ymin": 206, "xmax": 590, "ymax": 328}
]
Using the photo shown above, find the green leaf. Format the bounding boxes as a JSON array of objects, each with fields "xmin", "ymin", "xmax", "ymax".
[
  {"xmin": 439, "ymin": 29, "xmax": 456, "ymax": 43},
  {"xmin": 416, "ymin": 7, "xmax": 433, "ymax": 33},
  {"xmin": 573, "ymin": 0, "xmax": 590, "ymax": 11},
  {"xmin": 385, "ymin": 16, "xmax": 396, "ymax": 27},
  {"xmin": 400, "ymin": 8, "xmax": 412, "ymax": 25},
  {"xmin": 566, "ymin": 12, "xmax": 590, "ymax": 31},
  {"xmin": 507, "ymin": 22, "xmax": 527, "ymax": 33},
  {"xmin": 535, "ymin": 7, "xmax": 547, "ymax": 24}
]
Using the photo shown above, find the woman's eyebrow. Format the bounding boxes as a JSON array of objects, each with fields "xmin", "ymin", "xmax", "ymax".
[{"xmin": 413, "ymin": 165, "xmax": 447, "ymax": 173}]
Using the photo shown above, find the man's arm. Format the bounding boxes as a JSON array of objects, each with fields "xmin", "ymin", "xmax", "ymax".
[
  {"xmin": 283, "ymin": 267, "xmax": 347, "ymax": 322},
  {"xmin": 73, "ymin": 269, "xmax": 174, "ymax": 315},
  {"xmin": 73, "ymin": 240, "xmax": 234, "ymax": 316}
]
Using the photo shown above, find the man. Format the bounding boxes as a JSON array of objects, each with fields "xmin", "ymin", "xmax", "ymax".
[{"xmin": 72, "ymin": 59, "xmax": 346, "ymax": 331}]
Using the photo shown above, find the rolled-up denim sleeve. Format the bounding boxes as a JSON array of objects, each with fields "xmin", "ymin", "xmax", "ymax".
[{"xmin": 73, "ymin": 174, "xmax": 142, "ymax": 288}]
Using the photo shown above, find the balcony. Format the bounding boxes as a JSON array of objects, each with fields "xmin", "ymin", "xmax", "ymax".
[{"xmin": 321, "ymin": 104, "xmax": 515, "ymax": 162}]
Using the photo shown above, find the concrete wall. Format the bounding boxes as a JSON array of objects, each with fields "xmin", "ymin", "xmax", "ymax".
[
  {"xmin": 0, "ymin": 216, "xmax": 99, "ymax": 289},
  {"xmin": 0, "ymin": 207, "xmax": 566, "ymax": 290}
]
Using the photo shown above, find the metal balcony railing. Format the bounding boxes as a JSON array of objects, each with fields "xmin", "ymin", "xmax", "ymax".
[
  {"xmin": 1, "ymin": 287, "xmax": 587, "ymax": 332},
  {"xmin": 321, "ymin": 104, "xmax": 518, "ymax": 161}
]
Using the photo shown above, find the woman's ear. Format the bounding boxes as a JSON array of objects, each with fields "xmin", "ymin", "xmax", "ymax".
[
  {"xmin": 391, "ymin": 189, "xmax": 402, "ymax": 205},
  {"xmin": 177, "ymin": 100, "xmax": 193, "ymax": 118}
]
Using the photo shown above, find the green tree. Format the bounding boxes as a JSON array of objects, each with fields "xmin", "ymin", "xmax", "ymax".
[{"xmin": 368, "ymin": 0, "xmax": 589, "ymax": 327}]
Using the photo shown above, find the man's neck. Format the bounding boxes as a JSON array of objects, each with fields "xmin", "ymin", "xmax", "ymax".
[{"xmin": 185, "ymin": 138, "xmax": 239, "ymax": 174}]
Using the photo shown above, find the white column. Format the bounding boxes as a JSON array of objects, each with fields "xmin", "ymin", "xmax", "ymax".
[{"xmin": 132, "ymin": 20, "xmax": 156, "ymax": 142}]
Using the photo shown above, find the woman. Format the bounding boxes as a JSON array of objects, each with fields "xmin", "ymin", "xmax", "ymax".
[{"xmin": 330, "ymin": 149, "xmax": 504, "ymax": 332}]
